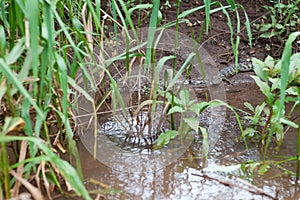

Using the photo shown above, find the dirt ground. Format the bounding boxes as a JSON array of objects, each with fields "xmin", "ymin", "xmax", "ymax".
[
  {"xmin": 174, "ymin": 0, "xmax": 286, "ymax": 68},
  {"xmin": 101, "ymin": 0, "xmax": 298, "ymax": 70}
]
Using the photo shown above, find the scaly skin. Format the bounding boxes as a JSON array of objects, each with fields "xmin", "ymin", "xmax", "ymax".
[
  {"xmin": 206, "ymin": 59, "xmax": 253, "ymax": 86},
  {"xmin": 219, "ymin": 59, "xmax": 253, "ymax": 80}
]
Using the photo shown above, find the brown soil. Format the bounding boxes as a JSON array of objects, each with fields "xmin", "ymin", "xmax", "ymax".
[
  {"xmin": 112, "ymin": 0, "xmax": 299, "ymax": 69},
  {"xmin": 172, "ymin": 0, "xmax": 281, "ymax": 66}
]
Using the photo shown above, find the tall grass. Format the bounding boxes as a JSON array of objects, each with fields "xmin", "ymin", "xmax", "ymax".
[{"xmin": 0, "ymin": 0, "xmax": 101, "ymax": 199}]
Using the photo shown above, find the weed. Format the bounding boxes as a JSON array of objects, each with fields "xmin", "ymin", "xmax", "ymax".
[
  {"xmin": 257, "ymin": 0, "xmax": 300, "ymax": 39},
  {"xmin": 242, "ymin": 32, "xmax": 300, "ymax": 170}
]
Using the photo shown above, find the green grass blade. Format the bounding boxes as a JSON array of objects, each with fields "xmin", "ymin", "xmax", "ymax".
[
  {"xmin": 56, "ymin": 53, "xmax": 68, "ymax": 118},
  {"xmin": 145, "ymin": 0, "xmax": 160, "ymax": 70},
  {"xmin": 226, "ymin": 0, "xmax": 236, "ymax": 9},
  {"xmin": 219, "ymin": 2, "xmax": 238, "ymax": 67},
  {"xmin": 204, "ymin": 0, "xmax": 211, "ymax": 32},
  {"xmin": 5, "ymin": 37, "xmax": 25, "ymax": 65},
  {"xmin": 15, "ymin": 0, "xmax": 26, "ymax": 14},
  {"xmin": 21, "ymin": 99, "xmax": 34, "ymax": 136},
  {"xmin": 0, "ymin": 26, "xmax": 6, "ymax": 56},
  {"xmin": 0, "ymin": 135, "xmax": 91, "ymax": 200},
  {"xmin": 0, "ymin": 1, "xmax": 9, "ymax": 29},
  {"xmin": 209, "ymin": 5, "xmax": 231, "ymax": 14},
  {"xmin": 0, "ymin": 142, "xmax": 10, "ymax": 199},
  {"xmin": 85, "ymin": 0, "xmax": 101, "ymax": 30},
  {"xmin": 277, "ymin": 32, "xmax": 300, "ymax": 119},
  {"xmin": 179, "ymin": 4, "xmax": 207, "ymax": 18},
  {"xmin": 240, "ymin": 5, "xmax": 252, "ymax": 48},
  {"xmin": 26, "ymin": 0, "xmax": 39, "ymax": 98},
  {"xmin": 234, "ymin": 9, "xmax": 240, "ymax": 66},
  {"xmin": 0, "ymin": 59, "xmax": 44, "ymax": 118},
  {"xmin": 40, "ymin": 0, "xmax": 55, "ymax": 104},
  {"xmin": 167, "ymin": 53, "xmax": 195, "ymax": 90},
  {"xmin": 8, "ymin": 1, "xmax": 17, "ymax": 49},
  {"xmin": 128, "ymin": 4, "xmax": 153, "ymax": 17},
  {"xmin": 111, "ymin": 0, "xmax": 138, "ymax": 41}
]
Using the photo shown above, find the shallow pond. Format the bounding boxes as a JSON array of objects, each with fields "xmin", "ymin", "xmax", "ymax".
[{"xmin": 76, "ymin": 76, "xmax": 300, "ymax": 200}]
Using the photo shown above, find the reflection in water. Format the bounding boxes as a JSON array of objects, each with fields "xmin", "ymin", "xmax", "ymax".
[{"xmin": 77, "ymin": 81, "xmax": 300, "ymax": 200}]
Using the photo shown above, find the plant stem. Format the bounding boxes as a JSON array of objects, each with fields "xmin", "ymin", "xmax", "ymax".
[
  {"xmin": 170, "ymin": 0, "xmax": 181, "ymax": 130},
  {"xmin": 262, "ymin": 107, "xmax": 273, "ymax": 161},
  {"xmin": 296, "ymin": 88, "xmax": 300, "ymax": 178},
  {"xmin": 1, "ymin": 142, "xmax": 10, "ymax": 199}
]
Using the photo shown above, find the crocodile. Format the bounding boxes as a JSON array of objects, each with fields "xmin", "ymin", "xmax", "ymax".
[
  {"xmin": 105, "ymin": 59, "xmax": 254, "ymax": 147},
  {"xmin": 208, "ymin": 59, "xmax": 253, "ymax": 85}
]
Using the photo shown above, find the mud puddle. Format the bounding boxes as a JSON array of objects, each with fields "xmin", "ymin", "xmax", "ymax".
[{"xmin": 76, "ymin": 79, "xmax": 300, "ymax": 200}]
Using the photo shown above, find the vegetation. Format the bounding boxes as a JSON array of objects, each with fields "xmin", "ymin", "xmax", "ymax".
[
  {"xmin": 0, "ymin": 0, "xmax": 299, "ymax": 199},
  {"xmin": 257, "ymin": 0, "xmax": 300, "ymax": 39}
]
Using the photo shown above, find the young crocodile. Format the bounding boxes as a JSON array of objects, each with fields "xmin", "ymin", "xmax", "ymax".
[{"xmin": 208, "ymin": 59, "xmax": 253, "ymax": 85}]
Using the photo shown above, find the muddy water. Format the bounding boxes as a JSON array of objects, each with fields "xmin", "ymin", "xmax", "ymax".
[{"xmin": 77, "ymin": 77, "xmax": 300, "ymax": 200}]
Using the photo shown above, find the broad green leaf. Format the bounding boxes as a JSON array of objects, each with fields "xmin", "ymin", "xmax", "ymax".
[
  {"xmin": 56, "ymin": 53, "xmax": 68, "ymax": 116},
  {"xmin": 258, "ymin": 164, "xmax": 270, "ymax": 175},
  {"xmin": 259, "ymin": 23, "xmax": 272, "ymax": 32},
  {"xmin": 272, "ymin": 99, "xmax": 282, "ymax": 117},
  {"xmin": 183, "ymin": 117, "xmax": 199, "ymax": 132},
  {"xmin": 275, "ymin": 23, "xmax": 284, "ymax": 29},
  {"xmin": 280, "ymin": 117, "xmax": 299, "ymax": 128},
  {"xmin": 168, "ymin": 106, "xmax": 184, "ymax": 114},
  {"xmin": 2, "ymin": 117, "xmax": 24, "ymax": 135},
  {"xmin": 252, "ymin": 57, "xmax": 268, "ymax": 82},
  {"xmin": 260, "ymin": 32, "xmax": 275, "ymax": 38},
  {"xmin": 274, "ymin": 132, "xmax": 283, "ymax": 143},
  {"xmin": 242, "ymin": 127, "xmax": 259, "ymax": 138},
  {"xmin": 166, "ymin": 92, "xmax": 181, "ymax": 105},
  {"xmin": 290, "ymin": 53, "xmax": 300, "ymax": 70},
  {"xmin": 289, "ymin": 53, "xmax": 300, "ymax": 79},
  {"xmin": 154, "ymin": 130, "xmax": 178, "ymax": 149},
  {"xmin": 72, "ymin": 18, "xmax": 83, "ymax": 31},
  {"xmin": 286, "ymin": 87, "xmax": 298, "ymax": 95},
  {"xmin": 264, "ymin": 55, "xmax": 275, "ymax": 68},
  {"xmin": 269, "ymin": 77, "xmax": 280, "ymax": 91},
  {"xmin": 244, "ymin": 102, "xmax": 254, "ymax": 112},
  {"xmin": 190, "ymin": 102, "xmax": 210, "ymax": 116},
  {"xmin": 6, "ymin": 37, "xmax": 25, "ymax": 65},
  {"xmin": 179, "ymin": 89, "xmax": 190, "ymax": 106},
  {"xmin": 251, "ymin": 75, "xmax": 274, "ymax": 105}
]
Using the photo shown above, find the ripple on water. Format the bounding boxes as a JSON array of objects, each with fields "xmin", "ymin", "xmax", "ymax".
[{"xmin": 75, "ymin": 80, "xmax": 299, "ymax": 200}]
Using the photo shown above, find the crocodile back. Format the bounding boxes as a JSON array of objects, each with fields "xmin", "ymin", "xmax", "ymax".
[{"xmin": 219, "ymin": 59, "xmax": 253, "ymax": 79}]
